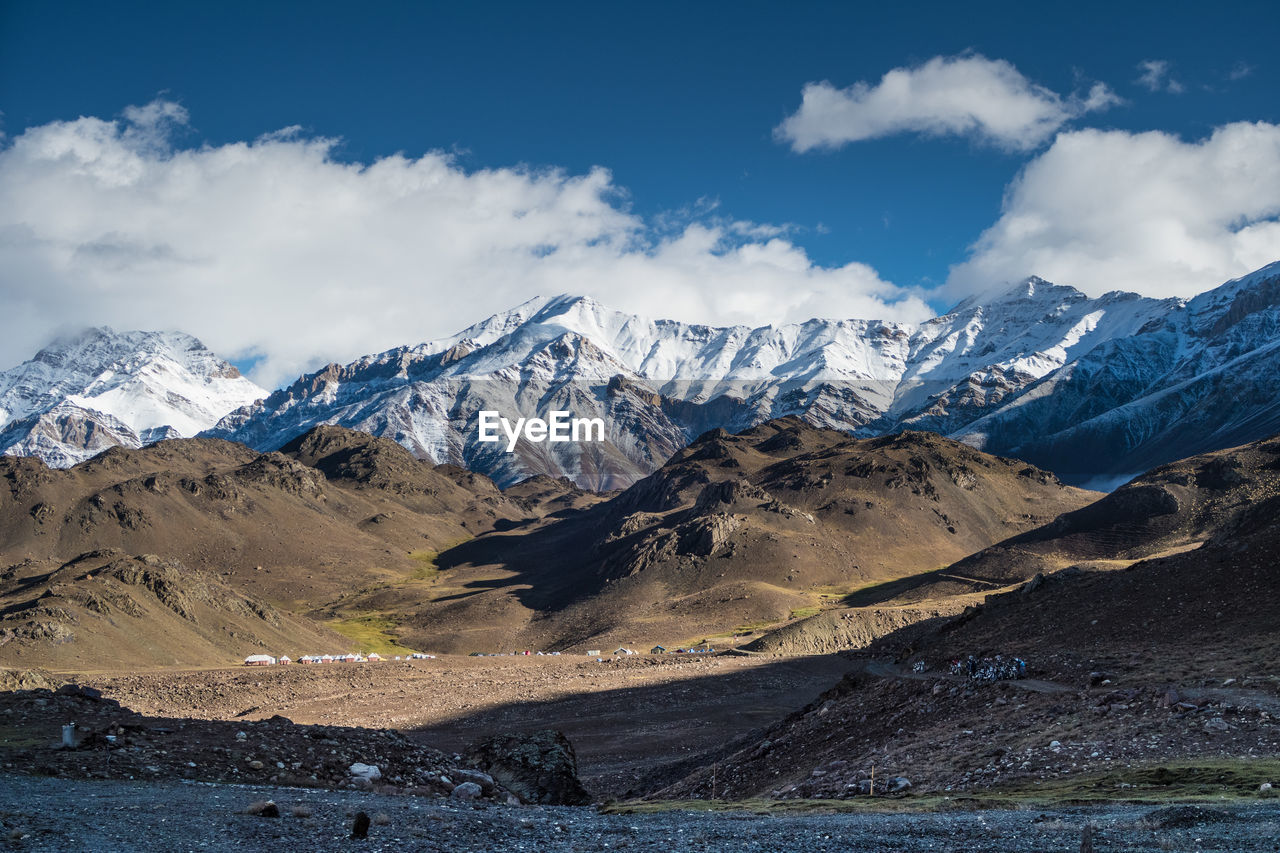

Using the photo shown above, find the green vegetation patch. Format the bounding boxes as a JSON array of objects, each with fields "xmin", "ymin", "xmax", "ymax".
[
  {"xmin": 694, "ymin": 605, "xmax": 824, "ymax": 645},
  {"xmin": 0, "ymin": 724, "xmax": 51, "ymax": 750},
  {"xmin": 1006, "ymin": 758, "xmax": 1280, "ymax": 805},
  {"xmin": 408, "ymin": 549, "xmax": 440, "ymax": 582},
  {"xmin": 326, "ymin": 614, "xmax": 418, "ymax": 655},
  {"xmin": 599, "ymin": 797, "xmax": 930, "ymax": 816},
  {"xmin": 603, "ymin": 759, "xmax": 1280, "ymax": 815}
]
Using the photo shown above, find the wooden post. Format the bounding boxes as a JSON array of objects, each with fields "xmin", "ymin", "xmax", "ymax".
[{"xmin": 870, "ymin": 764, "xmax": 875, "ymax": 797}]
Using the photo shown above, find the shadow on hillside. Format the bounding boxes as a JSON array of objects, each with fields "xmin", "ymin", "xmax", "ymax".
[
  {"xmin": 405, "ymin": 651, "xmax": 858, "ymax": 799},
  {"xmin": 839, "ymin": 572, "xmax": 944, "ymax": 608},
  {"xmin": 433, "ymin": 511, "xmax": 611, "ymax": 609}
]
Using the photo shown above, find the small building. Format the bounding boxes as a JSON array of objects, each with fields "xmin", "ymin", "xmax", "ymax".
[
  {"xmin": 298, "ymin": 655, "xmax": 317, "ymax": 664},
  {"xmin": 319, "ymin": 654, "xmax": 335, "ymax": 664},
  {"xmin": 243, "ymin": 654, "xmax": 276, "ymax": 666},
  {"xmin": 277, "ymin": 655, "xmax": 292, "ymax": 665},
  {"xmin": 585, "ymin": 650, "xmax": 601, "ymax": 657},
  {"xmin": 650, "ymin": 645, "xmax": 666, "ymax": 655},
  {"xmin": 614, "ymin": 647, "xmax": 635, "ymax": 656},
  {"xmin": 341, "ymin": 653, "xmax": 360, "ymax": 663},
  {"xmin": 367, "ymin": 653, "xmax": 382, "ymax": 662}
]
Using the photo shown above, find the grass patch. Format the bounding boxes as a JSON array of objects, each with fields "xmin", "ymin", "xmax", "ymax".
[
  {"xmin": 600, "ymin": 797, "xmax": 945, "ymax": 816},
  {"xmin": 697, "ymin": 620, "xmax": 776, "ymax": 644},
  {"xmin": 408, "ymin": 550, "xmax": 440, "ymax": 582},
  {"xmin": 604, "ymin": 759, "xmax": 1280, "ymax": 815},
  {"xmin": 694, "ymin": 605, "xmax": 825, "ymax": 645},
  {"xmin": 1010, "ymin": 758, "xmax": 1280, "ymax": 805},
  {"xmin": 0, "ymin": 725, "xmax": 50, "ymax": 749},
  {"xmin": 326, "ymin": 614, "xmax": 418, "ymax": 656}
]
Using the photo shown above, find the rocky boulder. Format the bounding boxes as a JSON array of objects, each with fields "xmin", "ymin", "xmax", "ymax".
[{"xmin": 463, "ymin": 730, "xmax": 591, "ymax": 805}]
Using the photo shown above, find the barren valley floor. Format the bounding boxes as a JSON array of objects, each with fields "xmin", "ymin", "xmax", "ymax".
[{"xmin": 53, "ymin": 654, "xmax": 855, "ymax": 797}]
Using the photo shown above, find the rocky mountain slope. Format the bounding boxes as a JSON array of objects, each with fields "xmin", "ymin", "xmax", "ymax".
[
  {"xmin": 654, "ymin": 435, "xmax": 1280, "ymax": 802},
  {"xmin": 0, "ymin": 327, "xmax": 265, "ymax": 467},
  {"xmin": 741, "ymin": 431, "xmax": 1280, "ymax": 656},
  {"xmin": 359, "ymin": 418, "xmax": 1098, "ymax": 654},
  {"xmin": 0, "ymin": 551, "xmax": 344, "ymax": 670}
]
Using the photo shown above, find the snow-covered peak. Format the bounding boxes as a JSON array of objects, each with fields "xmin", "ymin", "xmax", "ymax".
[
  {"xmin": 943, "ymin": 275, "xmax": 1095, "ymax": 318},
  {"xmin": 0, "ymin": 327, "xmax": 265, "ymax": 466}
]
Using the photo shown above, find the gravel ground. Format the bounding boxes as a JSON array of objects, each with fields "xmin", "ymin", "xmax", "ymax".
[{"xmin": 2, "ymin": 777, "xmax": 1278, "ymax": 852}]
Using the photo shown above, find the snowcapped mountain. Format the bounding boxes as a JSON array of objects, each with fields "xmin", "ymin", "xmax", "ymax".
[
  {"xmin": 207, "ymin": 273, "xmax": 1195, "ymax": 489},
  {"xmin": 953, "ymin": 261, "xmax": 1280, "ymax": 485},
  {"xmin": 13, "ymin": 263, "xmax": 1276, "ymax": 488},
  {"xmin": 0, "ymin": 328, "xmax": 265, "ymax": 467}
]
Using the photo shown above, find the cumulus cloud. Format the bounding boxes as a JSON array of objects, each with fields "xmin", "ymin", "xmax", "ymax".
[
  {"xmin": 0, "ymin": 102, "xmax": 933, "ymax": 388},
  {"xmin": 777, "ymin": 54, "xmax": 1120, "ymax": 152},
  {"xmin": 1136, "ymin": 60, "xmax": 1184, "ymax": 94},
  {"xmin": 948, "ymin": 122, "xmax": 1280, "ymax": 299}
]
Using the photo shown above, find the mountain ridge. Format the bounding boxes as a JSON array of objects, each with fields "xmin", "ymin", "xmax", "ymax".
[
  {"xmin": 6, "ymin": 262, "xmax": 1279, "ymax": 491},
  {"xmin": 205, "ymin": 272, "xmax": 1188, "ymax": 488}
]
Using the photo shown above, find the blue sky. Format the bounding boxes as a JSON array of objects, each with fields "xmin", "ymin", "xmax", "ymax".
[{"xmin": 2, "ymin": 0, "xmax": 1279, "ymax": 385}]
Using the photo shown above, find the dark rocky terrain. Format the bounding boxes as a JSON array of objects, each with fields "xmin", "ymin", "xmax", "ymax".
[
  {"xmin": 652, "ymin": 436, "xmax": 1280, "ymax": 804},
  {"xmin": 4, "ymin": 775, "xmax": 1278, "ymax": 852}
]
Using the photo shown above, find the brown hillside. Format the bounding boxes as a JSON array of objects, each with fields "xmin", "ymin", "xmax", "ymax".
[
  {"xmin": 0, "ymin": 430, "xmax": 535, "ymax": 608},
  {"xmin": 0, "ymin": 427, "xmax": 595, "ymax": 667},
  {"xmin": 0, "ymin": 550, "xmax": 345, "ymax": 670},
  {"xmin": 859, "ymin": 432, "xmax": 1280, "ymax": 605},
  {"xmin": 369, "ymin": 418, "xmax": 1098, "ymax": 653},
  {"xmin": 654, "ymin": 437, "xmax": 1280, "ymax": 802}
]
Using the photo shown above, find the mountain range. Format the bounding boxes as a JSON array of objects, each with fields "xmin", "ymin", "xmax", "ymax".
[
  {"xmin": 0, "ymin": 418, "xmax": 1090, "ymax": 663},
  {"xmin": 3, "ymin": 261, "xmax": 1279, "ymax": 489}
]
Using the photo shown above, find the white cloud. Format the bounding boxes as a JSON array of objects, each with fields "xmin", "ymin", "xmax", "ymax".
[
  {"xmin": 0, "ymin": 102, "xmax": 933, "ymax": 388},
  {"xmin": 948, "ymin": 122, "xmax": 1280, "ymax": 299},
  {"xmin": 777, "ymin": 54, "xmax": 1120, "ymax": 153},
  {"xmin": 1228, "ymin": 61, "xmax": 1254, "ymax": 82},
  {"xmin": 1136, "ymin": 60, "xmax": 1184, "ymax": 94}
]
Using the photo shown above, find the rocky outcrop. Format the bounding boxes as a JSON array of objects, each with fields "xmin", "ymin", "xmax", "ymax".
[{"xmin": 463, "ymin": 730, "xmax": 592, "ymax": 805}]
